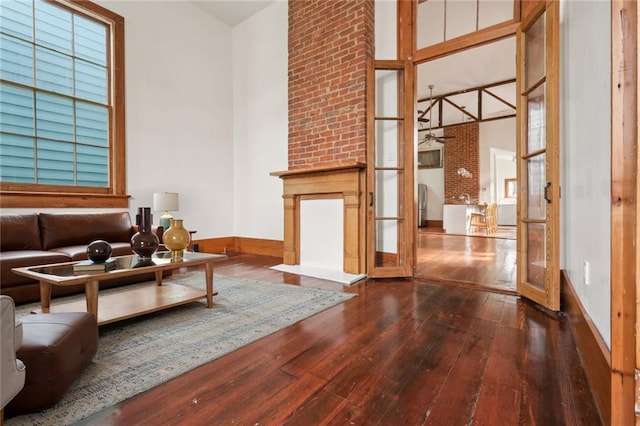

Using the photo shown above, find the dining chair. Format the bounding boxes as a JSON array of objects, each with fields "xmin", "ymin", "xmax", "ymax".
[{"xmin": 469, "ymin": 202, "xmax": 498, "ymax": 234}]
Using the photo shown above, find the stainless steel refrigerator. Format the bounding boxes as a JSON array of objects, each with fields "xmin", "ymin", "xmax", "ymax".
[{"xmin": 418, "ymin": 183, "xmax": 427, "ymax": 227}]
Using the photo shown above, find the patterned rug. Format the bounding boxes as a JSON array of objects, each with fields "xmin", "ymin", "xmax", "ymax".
[{"xmin": 8, "ymin": 273, "xmax": 356, "ymax": 425}]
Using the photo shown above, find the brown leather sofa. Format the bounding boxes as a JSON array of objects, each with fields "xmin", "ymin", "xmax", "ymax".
[{"xmin": 0, "ymin": 212, "xmax": 164, "ymax": 304}]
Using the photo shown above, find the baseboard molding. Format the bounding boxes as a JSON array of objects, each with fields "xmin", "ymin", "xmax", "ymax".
[
  {"xmin": 193, "ymin": 236, "xmax": 238, "ymax": 255},
  {"xmin": 235, "ymin": 237, "xmax": 283, "ymax": 258},
  {"xmin": 192, "ymin": 236, "xmax": 283, "ymax": 258},
  {"xmin": 425, "ymin": 220, "xmax": 443, "ymax": 228},
  {"xmin": 561, "ymin": 270, "xmax": 610, "ymax": 424}
]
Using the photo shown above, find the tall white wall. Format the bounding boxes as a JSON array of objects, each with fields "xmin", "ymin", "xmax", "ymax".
[
  {"xmin": 2, "ymin": 1, "xmax": 237, "ymax": 240},
  {"xmin": 375, "ymin": 0, "xmax": 397, "ymax": 60},
  {"xmin": 232, "ymin": 1, "xmax": 288, "ymax": 240},
  {"xmin": 479, "ymin": 118, "xmax": 516, "ymax": 204},
  {"xmin": 560, "ymin": 0, "xmax": 611, "ymax": 347},
  {"xmin": 109, "ymin": 1, "xmax": 235, "ymax": 239}
]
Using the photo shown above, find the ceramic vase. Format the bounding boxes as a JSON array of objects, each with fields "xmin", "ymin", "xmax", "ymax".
[
  {"xmin": 86, "ymin": 240, "xmax": 112, "ymax": 263},
  {"xmin": 163, "ymin": 219, "xmax": 190, "ymax": 261},
  {"xmin": 130, "ymin": 207, "xmax": 159, "ymax": 259}
]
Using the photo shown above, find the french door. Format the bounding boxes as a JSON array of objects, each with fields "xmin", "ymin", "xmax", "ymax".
[
  {"xmin": 366, "ymin": 60, "xmax": 415, "ymax": 278},
  {"xmin": 516, "ymin": 0, "xmax": 560, "ymax": 311}
]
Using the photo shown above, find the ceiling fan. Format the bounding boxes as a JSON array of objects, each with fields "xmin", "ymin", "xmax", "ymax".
[{"xmin": 418, "ymin": 84, "xmax": 455, "ymax": 146}]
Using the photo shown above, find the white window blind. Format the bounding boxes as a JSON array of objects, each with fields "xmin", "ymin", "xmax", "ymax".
[{"xmin": 0, "ymin": 0, "xmax": 109, "ymax": 187}]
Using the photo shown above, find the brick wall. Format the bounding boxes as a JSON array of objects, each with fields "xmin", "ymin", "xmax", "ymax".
[
  {"xmin": 288, "ymin": 0, "xmax": 374, "ymax": 169},
  {"xmin": 444, "ymin": 122, "xmax": 479, "ymax": 203}
]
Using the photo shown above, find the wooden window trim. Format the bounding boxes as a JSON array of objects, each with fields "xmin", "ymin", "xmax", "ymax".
[{"xmin": 0, "ymin": 0, "xmax": 128, "ymax": 208}]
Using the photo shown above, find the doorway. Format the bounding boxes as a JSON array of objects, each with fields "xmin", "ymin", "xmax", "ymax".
[{"xmin": 414, "ymin": 37, "xmax": 518, "ymax": 293}]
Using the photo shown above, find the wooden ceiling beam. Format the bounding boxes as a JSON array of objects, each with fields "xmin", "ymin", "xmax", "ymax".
[{"xmin": 417, "ymin": 78, "xmax": 515, "ymax": 103}]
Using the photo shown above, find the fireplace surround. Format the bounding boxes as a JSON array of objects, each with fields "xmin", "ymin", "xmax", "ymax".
[{"xmin": 272, "ymin": 163, "xmax": 366, "ymax": 274}]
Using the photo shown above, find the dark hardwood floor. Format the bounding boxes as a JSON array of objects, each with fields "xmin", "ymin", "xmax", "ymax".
[
  {"xmin": 417, "ymin": 227, "xmax": 517, "ymax": 294},
  {"xmin": 78, "ymin": 253, "xmax": 601, "ymax": 426}
]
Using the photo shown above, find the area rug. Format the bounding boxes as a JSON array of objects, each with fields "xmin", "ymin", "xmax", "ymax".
[{"xmin": 8, "ymin": 273, "xmax": 356, "ymax": 426}]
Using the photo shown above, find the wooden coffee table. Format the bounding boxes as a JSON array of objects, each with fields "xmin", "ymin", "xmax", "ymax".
[{"xmin": 12, "ymin": 252, "xmax": 227, "ymax": 325}]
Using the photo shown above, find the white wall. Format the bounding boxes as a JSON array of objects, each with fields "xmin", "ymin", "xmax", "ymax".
[
  {"xmin": 2, "ymin": 1, "xmax": 237, "ymax": 240},
  {"xmin": 479, "ymin": 118, "xmax": 516, "ymax": 204},
  {"xmin": 110, "ymin": 1, "xmax": 235, "ymax": 239},
  {"xmin": 375, "ymin": 0, "xmax": 397, "ymax": 60},
  {"xmin": 417, "ymin": 148, "xmax": 445, "ymax": 220},
  {"xmin": 560, "ymin": 0, "xmax": 611, "ymax": 347},
  {"xmin": 232, "ymin": 1, "xmax": 288, "ymax": 240},
  {"xmin": 494, "ymin": 155, "xmax": 516, "ymax": 202}
]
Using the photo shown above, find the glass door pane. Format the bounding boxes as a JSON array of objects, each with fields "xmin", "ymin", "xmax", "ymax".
[
  {"xmin": 373, "ymin": 68, "xmax": 402, "ymax": 269},
  {"xmin": 526, "ymin": 222, "xmax": 546, "ymax": 289},
  {"xmin": 526, "ymin": 83, "xmax": 546, "ymax": 153},
  {"xmin": 525, "ymin": 11, "xmax": 546, "ymax": 87},
  {"xmin": 367, "ymin": 61, "xmax": 413, "ymax": 277},
  {"xmin": 516, "ymin": 1, "xmax": 560, "ymax": 311},
  {"xmin": 526, "ymin": 153, "xmax": 546, "ymax": 220}
]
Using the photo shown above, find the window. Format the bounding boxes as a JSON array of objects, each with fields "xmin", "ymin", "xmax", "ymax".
[
  {"xmin": 504, "ymin": 178, "xmax": 517, "ymax": 198},
  {"xmin": 0, "ymin": 0, "xmax": 126, "ymax": 207}
]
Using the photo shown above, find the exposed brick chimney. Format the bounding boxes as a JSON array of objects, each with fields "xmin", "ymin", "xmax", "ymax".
[
  {"xmin": 288, "ymin": 0, "xmax": 374, "ymax": 170},
  {"xmin": 444, "ymin": 122, "xmax": 480, "ymax": 203}
]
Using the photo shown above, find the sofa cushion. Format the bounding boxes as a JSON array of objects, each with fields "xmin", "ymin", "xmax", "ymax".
[
  {"xmin": 39, "ymin": 212, "xmax": 133, "ymax": 250},
  {"xmin": 0, "ymin": 251, "xmax": 71, "ymax": 289},
  {"xmin": 0, "ymin": 214, "xmax": 43, "ymax": 251}
]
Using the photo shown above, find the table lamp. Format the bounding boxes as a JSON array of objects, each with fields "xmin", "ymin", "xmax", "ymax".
[{"xmin": 153, "ymin": 192, "xmax": 179, "ymax": 230}]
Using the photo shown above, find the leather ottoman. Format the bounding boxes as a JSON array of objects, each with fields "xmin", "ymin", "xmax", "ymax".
[{"xmin": 5, "ymin": 312, "xmax": 98, "ymax": 416}]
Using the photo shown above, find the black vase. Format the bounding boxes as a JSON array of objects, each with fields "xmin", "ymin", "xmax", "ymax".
[
  {"xmin": 130, "ymin": 207, "xmax": 159, "ymax": 259},
  {"xmin": 87, "ymin": 240, "xmax": 112, "ymax": 263}
]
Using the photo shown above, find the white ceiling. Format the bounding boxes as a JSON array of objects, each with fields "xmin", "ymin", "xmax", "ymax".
[
  {"xmin": 416, "ymin": 37, "xmax": 516, "ymax": 126},
  {"xmin": 190, "ymin": 0, "xmax": 275, "ymax": 26}
]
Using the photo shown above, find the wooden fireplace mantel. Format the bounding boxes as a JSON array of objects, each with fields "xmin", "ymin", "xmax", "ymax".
[
  {"xmin": 270, "ymin": 162, "xmax": 366, "ymax": 178},
  {"xmin": 271, "ymin": 162, "xmax": 366, "ymax": 274}
]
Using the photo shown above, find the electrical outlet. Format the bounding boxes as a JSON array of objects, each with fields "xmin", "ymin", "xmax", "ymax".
[{"xmin": 583, "ymin": 260, "xmax": 590, "ymax": 286}]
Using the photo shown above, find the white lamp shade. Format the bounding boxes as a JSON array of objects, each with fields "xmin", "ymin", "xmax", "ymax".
[{"xmin": 153, "ymin": 192, "xmax": 179, "ymax": 212}]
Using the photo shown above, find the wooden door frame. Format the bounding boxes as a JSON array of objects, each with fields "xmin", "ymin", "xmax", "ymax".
[
  {"xmin": 397, "ymin": 0, "xmax": 638, "ymax": 422},
  {"xmin": 366, "ymin": 59, "xmax": 415, "ymax": 278},
  {"xmin": 610, "ymin": 1, "xmax": 637, "ymax": 424},
  {"xmin": 515, "ymin": 0, "xmax": 561, "ymax": 311}
]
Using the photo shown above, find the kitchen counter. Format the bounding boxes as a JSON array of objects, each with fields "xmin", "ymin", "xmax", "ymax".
[{"xmin": 443, "ymin": 204, "xmax": 481, "ymax": 234}]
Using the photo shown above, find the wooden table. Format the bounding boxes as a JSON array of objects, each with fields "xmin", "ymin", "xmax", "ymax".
[{"xmin": 12, "ymin": 252, "xmax": 227, "ymax": 326}]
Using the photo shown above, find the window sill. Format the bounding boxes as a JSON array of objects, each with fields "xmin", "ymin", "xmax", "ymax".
[{"xmin": 0, "ymin": 191, "xmax": 130, "ymax": 208}]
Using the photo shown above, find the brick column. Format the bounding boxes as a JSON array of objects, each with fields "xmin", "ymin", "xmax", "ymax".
[
  {"xmin": 444, "ymin": 122, "xmax": 480, "ymax": 202},
  {"xmin": 288, "ymin": 0, "xmax": 374, "ymax": 170}
]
